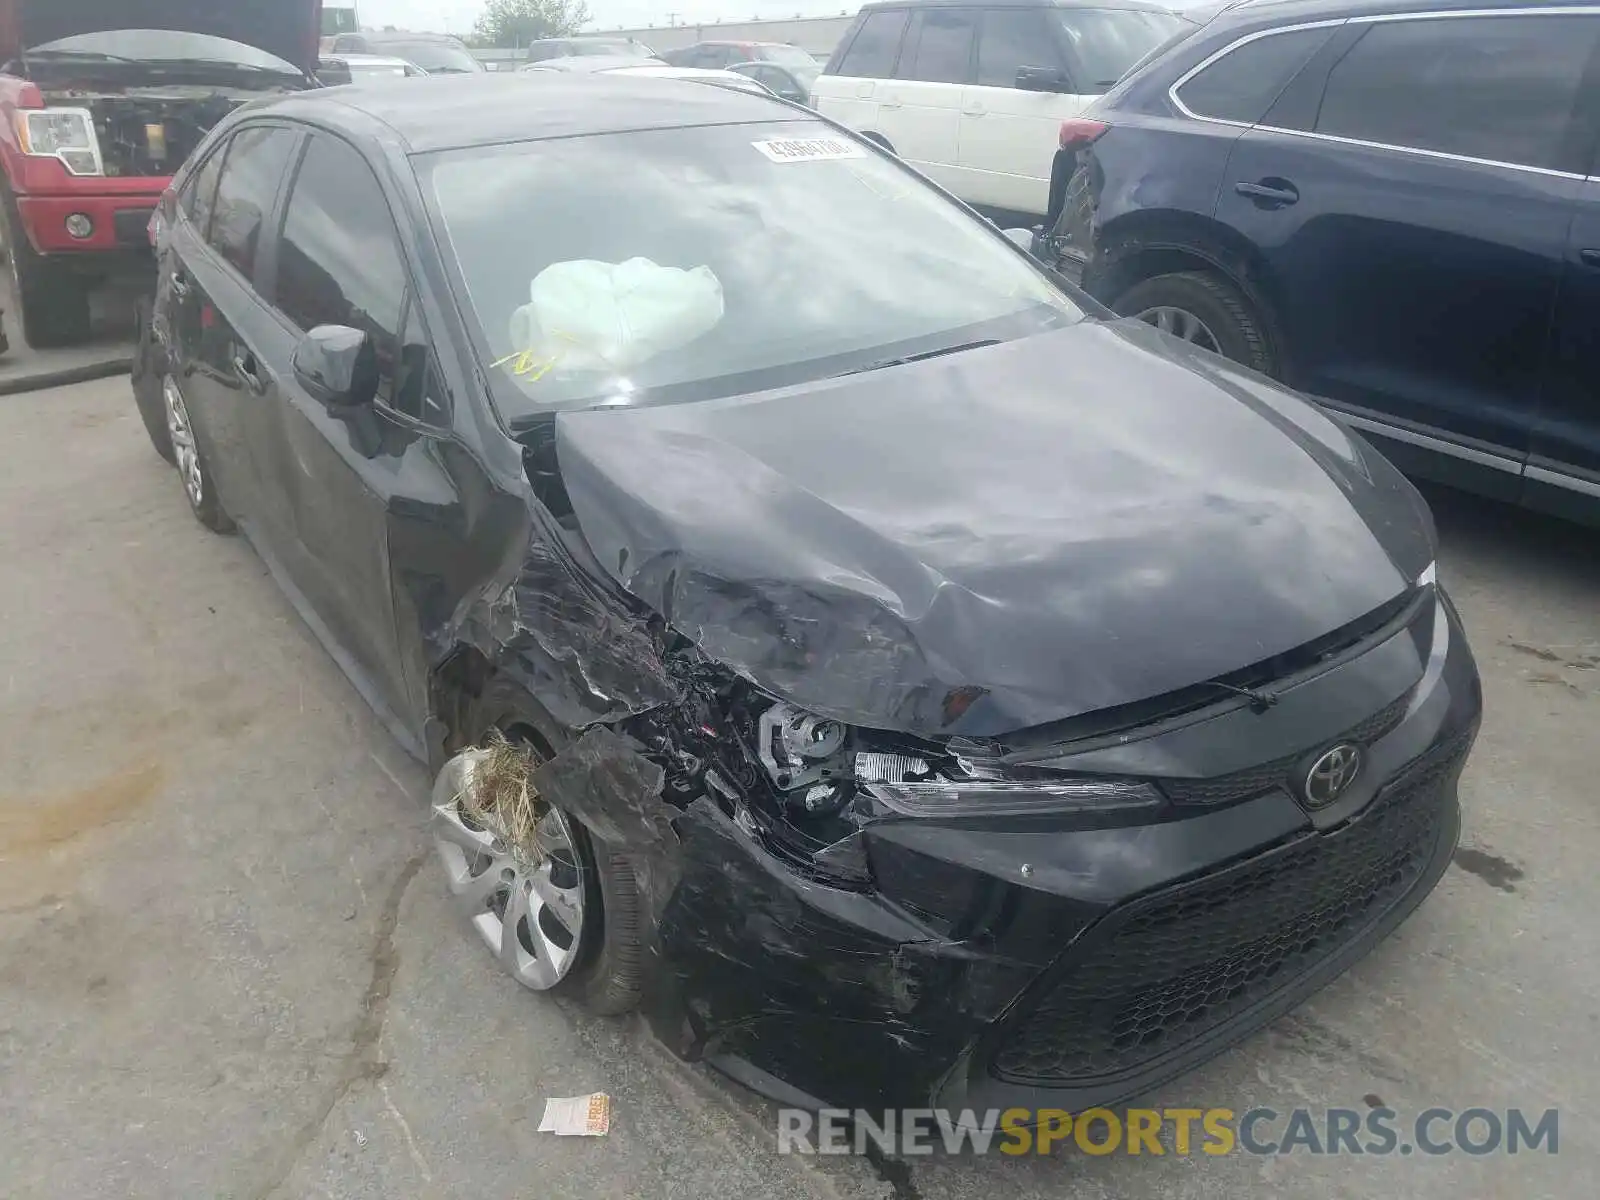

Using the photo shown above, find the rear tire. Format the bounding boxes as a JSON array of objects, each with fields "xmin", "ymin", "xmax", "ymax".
[
  {"xmin": 162, "ymin": 374, "xmax": 234, "ymax": 534},
  {"xmin": 1, "ymin": 183, "xmax": 91, "ymax": 349},
  {"xmin": 1113, "ymin": 271, "xmax": 1278, "ymax": 377},
  {"xmin": 132, "ymin": 296, "xmax": 175, "ymax": 465}
]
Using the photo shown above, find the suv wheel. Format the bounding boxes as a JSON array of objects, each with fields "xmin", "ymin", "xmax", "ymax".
[
  {"xmin": 1, "ymin": 184, "xmax": 91, "ymax": 349},
  {"xmin": 1113, "ymin": 271, "xmax": 1278, "ymax": 377}
]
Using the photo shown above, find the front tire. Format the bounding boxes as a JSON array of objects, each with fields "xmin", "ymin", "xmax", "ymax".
[
  {"xmin": 432, "ymin": 704, "xmax": 645, "ymax": 1016},
  {"xmin": 1, "ymin": 183, "xmax": 91, "ymax": 349},
  {"xmin": 1113, "ymin": 270, "xmax": 1278, "ymax": 377}
]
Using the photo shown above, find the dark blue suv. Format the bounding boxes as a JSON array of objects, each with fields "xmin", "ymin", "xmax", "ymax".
[{"xmin": 1040, "ymin": 0, "xmax": 1600, "ymax": 524}]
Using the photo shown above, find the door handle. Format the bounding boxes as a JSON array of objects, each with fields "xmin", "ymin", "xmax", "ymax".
[
  {"xmin": 1235, "ymin": 179, "xmax": 1300, "ymax": 207},
  {"xmin": 232, "ymin": 352, "xmax": 266, "ymax": 396},
  {"xmin": 879, "ymin": 99, "xmax": 902, "ymax": 110},
  {"xmin": 170, "ymin": 271, "xmax": 191, "ymax": 298},
  {"xmin": 963, "ymin": 105, "xmax": 987, "ymax": 117},
  {"xmin": 1580, "ymin": 248, "xmax": 1600, "ymax": 269}
]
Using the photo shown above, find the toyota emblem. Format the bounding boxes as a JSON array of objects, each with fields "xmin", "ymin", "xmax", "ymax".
[{"xmin": 1303, "ymin": 744, "xmax": 1363, "ymax": 809}]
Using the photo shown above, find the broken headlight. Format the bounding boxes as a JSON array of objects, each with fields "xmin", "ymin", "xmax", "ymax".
[
  {"xmin": 17, "ymin": 109, "xmax": 103, "ymax": 176},
  {"xmin": 854, "ymin": 751, "xmax": 1160, "ymax": 818},
  {"xmin": 753, "ymin": 701, "xmax": 1159, "ymax": 819}
]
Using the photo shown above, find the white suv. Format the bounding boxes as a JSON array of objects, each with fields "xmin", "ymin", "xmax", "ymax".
[{"xmin": 811, "ymin": 0, "xmax": 1187, "ymax": 218}]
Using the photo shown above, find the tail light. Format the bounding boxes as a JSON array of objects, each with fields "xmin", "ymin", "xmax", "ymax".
[
  {"xmin": 149, "ymin": 185, "xmax": 177, "ymax": 247},
  {"xmin": 1059, "ymin": 118, "xmax": 1109, "ymax": 150}
]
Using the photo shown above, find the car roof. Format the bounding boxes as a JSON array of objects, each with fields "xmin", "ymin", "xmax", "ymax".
[
  {"xmin": 259, "ymin": 71, "xmax": 806, "ymax": 154},
  {"xmin": 330, "ymin": 54, "xmax": 416, "ymax": 66},
  {"xmin": 1196, "ymin": 0, "xmax": 1587, "ymax": 21},
  {"xmin": 857, "ymin": 0, "xmax": 1175, "ymax": 10},
  {"xmin": 354, "ymin": 30, "xmax": 465, "ymax": 43},
  {"xmin": 523, "ymin": 54, "xmax": 670, "ymax": 72}
]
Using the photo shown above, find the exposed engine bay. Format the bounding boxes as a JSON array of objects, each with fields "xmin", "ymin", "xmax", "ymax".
[{"xmin": 41, "ymin": 85, "xmax": 287, "ymax": 177}]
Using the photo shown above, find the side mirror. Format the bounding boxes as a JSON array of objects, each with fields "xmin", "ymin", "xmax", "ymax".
[
  {"xmin": 1001, "ymin": 227, "xmax": 1036, "ymax": 252},
  {"xmin": 293, "ymin": 325, "xmax": 378, "ymax": 408},
  {"xmin": 1015, "ymin": 65, "xmax": 1072, "ymax": 93}
]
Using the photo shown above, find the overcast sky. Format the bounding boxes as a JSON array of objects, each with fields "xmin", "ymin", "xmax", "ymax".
[{"xmin": 359, "ymin": 1, "xmax": 861, "ymax": 36}]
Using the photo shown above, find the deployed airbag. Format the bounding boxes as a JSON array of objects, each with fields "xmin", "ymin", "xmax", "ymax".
[{"xmin": 509, "ymin": 258, "xmax": 725, "ymax": 375}]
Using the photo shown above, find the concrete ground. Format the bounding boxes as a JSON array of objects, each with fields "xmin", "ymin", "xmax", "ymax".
[
  {"xmin": 1, "ymin": 376, "xmax": 1593, "ymax": 1200},
  {"xmin": 0, "ymin": 272, "xmax": 139, "ymax": 396}
]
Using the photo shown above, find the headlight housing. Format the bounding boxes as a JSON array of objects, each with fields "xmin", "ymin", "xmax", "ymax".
[
  {"xmin": 854, "ymin": 750, "xmax": 1160, "ymax": 818},
  {"xmin": 17, "ymin": 109, "xmax": 103, "ymax": 177},
  {"xmin": 750, "ymin": 700, "xmax": 1160, "ymax": 820}
]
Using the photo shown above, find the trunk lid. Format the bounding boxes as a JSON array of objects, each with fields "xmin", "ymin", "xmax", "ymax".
[{"xmin": 0, "ymin": 0, "xmax": 323, "ymax": 71}]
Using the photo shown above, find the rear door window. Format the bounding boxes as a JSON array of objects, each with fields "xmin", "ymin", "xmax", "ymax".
[
  {"xmin": 976, "ymin": 8, "xmax": 1063, "ymax": 89},
  {"xmin": 1053, "ymin": 7, "xmax": 1186, "ymax": 92},
  {"xmin": 206, "ymin": 125, "xmax": 299, "ymax": 282},
  {"xmin": 1314, "ymin": 14, "xmax": 1600, "ymax": 172},
  {"xmin": 835, "ymin": 9, "xmax": 909, "ymax": 77},
  {"xmin": 898, "ymin": 8, "xmax": 979, "ymax": 84},
  {"xmin": 1175, "ymin": 26, "xmax": 1337, "ymax": 124},
  {"xmin": 182, "ymin": 139, "xmax": 228, "ymax": 237}
]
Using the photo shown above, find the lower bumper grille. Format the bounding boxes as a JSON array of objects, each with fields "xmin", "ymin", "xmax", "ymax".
[
  {"xmin": 992, "ymin": 725, "xmax": 1472, "ymax": 1086},
  {"xmin": 114, "ymin": 208, "xmax": 156, "ymax": 247}
]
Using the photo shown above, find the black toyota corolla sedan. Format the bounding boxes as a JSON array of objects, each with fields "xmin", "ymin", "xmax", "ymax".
[{"xmin": 132, "ymin": 72, "xmax": 1480, "ymax": 1114}]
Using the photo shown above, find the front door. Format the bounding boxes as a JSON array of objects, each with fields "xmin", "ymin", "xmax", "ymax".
[
  {"xmin": 246, "ymin": 131, "xmax": 428, "ymax": 742},
  {"xmin": 1216, "ymin": 11, "xmax": 1599, "ymax": 500},
  {"xmin": 957, "ymin": 5, "xmax": 1080, "ymax": 216}
]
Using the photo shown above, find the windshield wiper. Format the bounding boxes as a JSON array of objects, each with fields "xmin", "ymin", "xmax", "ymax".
[
  {"xmin": 144, "ymin": 58, "xmax": 302, "ymax": 77},
  {"xmin": 24, "ymin": 48, "xmax": 143, "ymax": 65},
  {"xmin": 834, "ymin": 339, "xmax": 1001, "ymax": 378}
]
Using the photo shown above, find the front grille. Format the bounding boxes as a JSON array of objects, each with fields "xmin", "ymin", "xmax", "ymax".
[
  {"xmin": 1161, "ymin": 688, "xmax": 1414, "ymax": 807},
  {"xmin": 991, "ymin": 723, "xmax": 1471, "ymax": 1087}
]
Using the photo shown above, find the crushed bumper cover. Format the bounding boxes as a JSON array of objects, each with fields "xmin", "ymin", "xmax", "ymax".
[{"xmin": 630, "ymin": 591, "xmax": 1478, "ymax": 1112}]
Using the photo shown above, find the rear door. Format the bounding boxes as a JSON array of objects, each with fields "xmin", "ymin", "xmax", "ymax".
[
  {"xmin": 812, "ymin": 9, "xmax": 911, "ymax": 142},
  {"xmin": 1216, "ymin": 11, "xmax": 1599, "ymax": 500},
  {"xmin": 879, "ymin": 7, "xmax": 979, "ymax": 190},
  {"xmin": 170, "ymin": 124, "xmax": 303, "ymax": 529},
  {"xmin": 958, "ymin": 5, "xmax": 1077, "ymax": 214},
  {"xmin": 247, "ymin": 131, "xmax": 428, "ymax": 736},
  {"xmin": 1531, "ymin": 160, "xmax": 1600, "ymax": 521}
]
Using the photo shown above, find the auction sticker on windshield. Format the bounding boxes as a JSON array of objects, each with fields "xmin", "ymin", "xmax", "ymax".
[{"xmin": 753, "ymin": 137, "xmax": 866, "ymax": 163}]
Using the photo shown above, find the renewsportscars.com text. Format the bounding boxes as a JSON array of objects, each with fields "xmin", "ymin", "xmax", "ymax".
[{"xmin": 777, "ymin": 1106, "xmax": 1559, "ymax": 1157}]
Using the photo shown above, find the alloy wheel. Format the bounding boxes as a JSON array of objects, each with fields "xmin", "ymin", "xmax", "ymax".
[
  {"xmin": 431, "ymin": 749, "xmax": 588, "ymax": 991},
  {"xmin": 1135, "ymin": 305, "xmax": 1223, "ymax": 355},
  {"xmin": 163, "ymin": 376, "xmax": 204, "ymax": 509}
]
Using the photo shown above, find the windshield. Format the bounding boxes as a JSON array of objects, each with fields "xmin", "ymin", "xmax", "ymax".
[
  {"xmin": 762, "ymin": 44, "xmax": 817, "ymax": 68},
  {"xmin": 426, "ymin": 120, "xmax": 1082, "ymax": 421},
  {"xmin": 28, "ymin": 29, "xmax": 300, "ymax": 73},
  {"xmin": 380, "ymin": 41, "xmax": 481, "ymax": 72},
  {"xmin": 1053, "ymin": 9, "xmax": 1187, "ymax": 91}
]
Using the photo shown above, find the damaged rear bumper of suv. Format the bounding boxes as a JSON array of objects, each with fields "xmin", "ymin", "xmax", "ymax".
[{"xmin": 529, "ymin": 581, "xmax": 1478, "ymax": 1114}]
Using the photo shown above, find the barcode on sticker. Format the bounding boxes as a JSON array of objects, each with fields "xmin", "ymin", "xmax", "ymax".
[{"xmin": 753, "ymin": 137, "xmax": 866, "ymax": 163}]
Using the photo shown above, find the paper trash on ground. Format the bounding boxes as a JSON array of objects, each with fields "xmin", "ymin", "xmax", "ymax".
[{"xmin": 538, "ymin": 1093, "xmax": 612, "ymax": 1136}]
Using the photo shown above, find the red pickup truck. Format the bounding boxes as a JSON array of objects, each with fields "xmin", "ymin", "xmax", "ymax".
[{"xmin": 0, "ymin": 2, "xmax": 320, "ymax": 350}]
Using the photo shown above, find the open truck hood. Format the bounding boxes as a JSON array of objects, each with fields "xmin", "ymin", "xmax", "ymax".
[
  {"xmin": 554, "ymin": 318, "xmax": 1436, "ymax": 738},
  {"xmin": 0, "ymin": 0, "xmax": 323, "ymax": 70}
]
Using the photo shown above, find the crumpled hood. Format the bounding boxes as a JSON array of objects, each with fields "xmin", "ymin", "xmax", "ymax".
[
  {"xmin": 555, "ymin": 319, "xmax": 1435, "ymax": 737},
  {"xmin": 0, "ymin": 0, "xmax": 322, "ymax": 70}
]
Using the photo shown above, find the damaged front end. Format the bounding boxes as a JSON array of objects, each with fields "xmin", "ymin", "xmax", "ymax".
[{"xmin": 432, "ymin": 505, "xmax": 1478, "ymax": 1114}]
